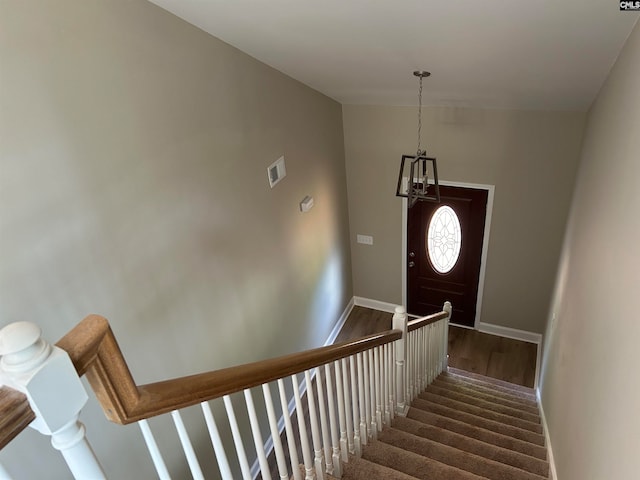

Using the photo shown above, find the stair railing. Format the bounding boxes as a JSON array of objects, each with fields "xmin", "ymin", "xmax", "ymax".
[{"xmin": 0, "ymin": 301, "xmax": 451, "ymax": 480}]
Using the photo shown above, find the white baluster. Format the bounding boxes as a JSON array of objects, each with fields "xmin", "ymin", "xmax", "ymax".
[
  {"xmin": 262, "ymin": 384, "xmax": 289, "ymax": 480},
  {"xmin": 389, "ymin": 343, "xmax": 396, "ymax": 421},
  {"xmin": 277, "ymin": 379, "xmax": 302, "ymax": 480},
  {"xmin": 349, "ymin": 355, "xmax": 362, "ymax": 456},
  {"xmin": 437, "ymin": 320, "xmax": 443, "ymax": 375},
  {"xmin": 406, "ymin": 331, "xmax": 414, "ymax": 402},
  {"xmin": 420, "ymin": 327, "xmax": 426, "ymax": 390},
  {"xmin": 356, "ymin": 352, "xmax": 367, "ymax": 445},
  {"xmin": 138, "ymin": 420, "xmax": 170, "ymax": 480},
  {"xmin": 444, "ymin": 301, "xmax": 452, "ymax": 371},
  {"xmin": 334, "ymin": 360, "xmax": 349, "ymax": 462},
  {"xmin": 201, "ymin": 402, "xmax": 233, "ymax": 479},
  {"xmin": 292, "ymin": 374, "xmax": 315, "ymax": 480},
  {"xmin": 315, "ymin": 367, "xmax": 333, "ymax": 475},
  {"xmin": 430, "ymin": 323, "xmax": 436, "ymax": 381},
  {"xmin": 324, "ymin": 364, "xmax": 342, "ymax": 478},
  {"xmin": 414, "ymin": 330, "xmax": 420, "ymax": 394},
  {"xmin": 373, "ymin": 347, "xmax": 382, "ymax": 432},
  {"xmin": 171, "ymin": 410, "xmax": 204, "ymax": 480},
  {"xmin": 420, "ymin": 325, "xmax": 433, "ymax": 391},
  {"xmin": 340, "ymin": 358, "xmax": 354, "ymax": 455},
  {"xmin": 223, "ymin": 395, "xmax": 252, "ymax": 480},
  {"xmin": 367, "ymin": 350, "xmax": 377, "ymax": 440},
  {"xmin": 304, "ymin": 370, "xmax": 325, "ymax": 480},
  {"xmin": 383, "ymin": 344, "xmax": 390, "ymax": 425},
  {"xmin": 0, "ymin": 322, "xmax": 105, "ymax": 480},
  {"xmin": 414, "ymin": 331, "xmax": 420, "ymax": 398},
  {"xmin": 427, "ymin": 324, "xmax": 433, "ymax": 383},
  {"xmin": 362, "ymin": 351, "xmax": 373, "ymax": 441},
  {"xmin": 392, "ymin": 306, "xmax": 408, "ymax": 416},
  {"xmin": 244, "ymin": 389, "xmax": 271, "ymax": 480}
]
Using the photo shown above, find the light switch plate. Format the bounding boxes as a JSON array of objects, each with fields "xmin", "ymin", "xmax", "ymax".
[{"xmin": 357, "ymin": 234, "xmax": 373, "ymax": 245}]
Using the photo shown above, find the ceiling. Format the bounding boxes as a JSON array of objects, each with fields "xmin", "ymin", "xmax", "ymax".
[{"xmin": 149, "ymin": 0, "xmax": 638, "ymax": 111}]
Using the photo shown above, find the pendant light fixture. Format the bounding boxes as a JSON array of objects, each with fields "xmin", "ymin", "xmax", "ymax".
[{"xmin": 395, "ymin": 71, "xmax": 440, "ymax": 207}]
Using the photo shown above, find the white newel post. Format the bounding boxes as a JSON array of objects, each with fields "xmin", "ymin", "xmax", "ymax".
[
  {"xmin": 0, "ymin": 322, "xmax": 106, "ymax": 480},
  {"xmin": 392, "ymin": 306, "xmax": 409, "ymax": 416},
  {"xmin": 443, "ymin": 301, "xmax": 452, "ymax": 370}
]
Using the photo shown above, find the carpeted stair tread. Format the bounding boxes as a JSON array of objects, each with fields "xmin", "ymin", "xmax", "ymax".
[
  {"xmin": 411, "ymin": 397, "xmax": 546, "ymax": 446},
  {"xmin": 340, "ymin": 456, "xmax": 420, "ymax": 480},
  {"xmin": 448, "ymin": 367, "xmax": 536, "ymax": 395},
  {"xmin": 437, "ymin": 374, "xmax": 538, "ymax": 406},
  {"xmin": 392, "ymin": 416, "xmax": 549, "ymax": 477},
  {"xmin": 378, "ymin": 427, "xmax": 546, "ymax": 480},
  {"xmin": 418, "ymin": 391, "xmax": 543, "ymax": 433},
  {"xmin": 424, "ymin": 384, "xmax": 541, "ymax": 423},
  {"xmin": 432, "ymin": 378, "xmax": 540, "ymax": 414},
  {"xmin": 443, "ymin": 371, "xmax": 537, "ymax": 401},
  {"xmin": 361, "ymin": 441, "xmax": 486, "ymax": 480},
  {"xmin": 406, "ymin": 407, "xmax": 547, "ymax": 460}
]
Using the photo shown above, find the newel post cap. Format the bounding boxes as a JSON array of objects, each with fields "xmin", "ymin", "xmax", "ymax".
[
  {"xmin": 0, "ymin": 321, "xmax": 41, "ymax": 355},
  {"xmin": 0, "ymin": 321, "xmax": 51, "ymax": 373},
  {"xmin": 0, "ymin": 321, "xmax": 88, "ymax": 435}
]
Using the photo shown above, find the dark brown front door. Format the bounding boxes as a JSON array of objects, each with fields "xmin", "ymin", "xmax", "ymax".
[{"xmin": 407, "ymin": 185, "xmax": 488, "ymax": 327}]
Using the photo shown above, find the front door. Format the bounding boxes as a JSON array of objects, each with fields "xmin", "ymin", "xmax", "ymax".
[{"xmin": 407, "ymin": 185, "xmax": 488, "ymax": 327}]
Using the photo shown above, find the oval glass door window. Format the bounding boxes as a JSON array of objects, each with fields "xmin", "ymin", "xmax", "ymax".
[{"xmin": 426, "ymin": 205, "xmax": 462, "ymax": 274}]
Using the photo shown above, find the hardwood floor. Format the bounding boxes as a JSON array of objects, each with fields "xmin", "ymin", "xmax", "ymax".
[{"xmin": 337, "ymin": 306, "xmax": 537, "ymax": 388}]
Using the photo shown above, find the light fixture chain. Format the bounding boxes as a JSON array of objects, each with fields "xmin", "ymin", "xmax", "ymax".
[{"xmin": 417, "ymin": 75, "xmax": 423, "ymax": 156}]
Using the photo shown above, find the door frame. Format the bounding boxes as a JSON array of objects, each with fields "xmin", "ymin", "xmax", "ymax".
[{"xmin": 401, "ymin": 179, "xmax": 495, "ymax": 329}]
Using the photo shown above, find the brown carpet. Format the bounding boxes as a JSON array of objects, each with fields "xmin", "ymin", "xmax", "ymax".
[{"xmin": 338, "ymin": 369, "xmax": 548, "ymax": 479}]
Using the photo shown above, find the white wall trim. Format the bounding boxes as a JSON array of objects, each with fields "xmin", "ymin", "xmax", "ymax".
[
  {"xmin": 536, "ymin": 388, "xmax": 558, "ymax": 480},
  {"xmin": 353, "ymin": 296, "xmax": 399, "ymax": 313},
  {"xmin": 250, "ymin": 296, "xmax": 355, "ymax": 478},
  {"xmin": 324, "ymin": 297, "xmax": 355, "ymax": 346},
  {"xmin": 400, "ymin": 179, "xmax": 495, "ymax": 330},
  {"xmin": 477, "ymin": 322, "xmax": 542, "ymax": 345}
]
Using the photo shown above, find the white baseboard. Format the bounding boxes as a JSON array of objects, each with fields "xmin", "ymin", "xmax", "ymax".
[
  {"xmin": 251, "ymin": 297, "xmax": 355, "ymax": 479},
  {"xmin": 324, "ymin": 297, "xmax": 355, "ymax": 346},
  {"xmin": 477, "ymin": 322, "xmax": 542, "ymax": 345},
  {"xmin": 536, "ymin": 388, "xmax": 558, "ymax": 480},
  {"xmin": 353, "ymin": 296, "xmax": 400, "ymax": 314}
]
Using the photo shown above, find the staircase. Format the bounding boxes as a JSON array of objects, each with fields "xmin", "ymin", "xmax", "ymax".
[{"xmin": 340, "ymin": 368, "xmax": 548, "ymax": 480}]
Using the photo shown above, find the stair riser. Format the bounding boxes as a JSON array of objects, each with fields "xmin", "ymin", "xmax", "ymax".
[
  {"xmin": 362, "ymin": 441, "xmax": 487, "ymax": 480},
  {"xmin": 443, "ymin": 372, "xmax": 537, "ymax": 401},
  {"xmin": 425, "ymin": 385, "xmax": 541, "ymax": 423},
  {"xmin": 447, "ymin": 368, "xmax": 537, "ymax": 395},
  {"xmin": 412, "ymin": 398, "xmax": 546, "ymax": 446},
  {"xmin": 432, "ymin": 378, "xmax": 540, "ymax": 414},
  {"xmin": 407, "ymin": 408, "xmax": 547, "ymax": 460},
  {"xmin": 438, "ymin": 375, "xmax": 538, "ymax": 405},
  {"xmin": 393, "ymin": 416, "xmax": 549, "ymax": 477},
  {"xmin": 379, "ymin": 428, "xmax": 547, "ymax": 480},
  {"xmin": 419, "ymin": 392, "xmax": 543, "ymax": 434}
]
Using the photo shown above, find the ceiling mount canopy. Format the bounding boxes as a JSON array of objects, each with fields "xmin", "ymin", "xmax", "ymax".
[{"xmin": 396, "ymin": 71, "xmax": 440, "ymax": 207}]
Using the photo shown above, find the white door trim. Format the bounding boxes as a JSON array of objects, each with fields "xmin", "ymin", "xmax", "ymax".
[{"xmin": 401, "ymin": 179, "xmax": 495, "ymax": 330}]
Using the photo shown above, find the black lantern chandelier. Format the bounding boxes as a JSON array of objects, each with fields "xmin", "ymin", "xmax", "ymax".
[{"xmin": 395, "ymin": 71, "xmax": 440, "ymax": 207}]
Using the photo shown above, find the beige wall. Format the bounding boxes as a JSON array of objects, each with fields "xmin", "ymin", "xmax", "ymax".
[
  {"xmin": 343, "ymin": 105, "xmax": 585, "ymax": 333},
  {"xmin": 540, "ymin": 21, "xmax": 640, "ymax": 480},
  {"xmin": 0, "ymin": 1, "xmax": 352, "ymax": 478}
]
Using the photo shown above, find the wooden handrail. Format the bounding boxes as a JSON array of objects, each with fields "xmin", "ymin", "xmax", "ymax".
[
  {"xmin": 407, "ymin": 310, "xmax": 449, "ymax": 332},
  {"xmin": 0, "ymin": 386, "xmax": 35, "ymax": 450},
  {"xmin": 56, "ymin": 315, "xmax": 403, "ymax": 425}
]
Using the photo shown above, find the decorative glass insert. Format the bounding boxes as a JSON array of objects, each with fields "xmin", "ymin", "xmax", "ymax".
[{"xmin": 426, "ymin": 205, "xmax": 462, "ymax": 274}]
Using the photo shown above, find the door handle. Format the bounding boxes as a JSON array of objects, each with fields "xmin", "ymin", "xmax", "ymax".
[
  {"xmin": 408, "ymin": 261, "xmax": 415, "ymax": 268},
  {"xmin": 409, "ymin": 252, "xmax": 415, "ymax": 258}
]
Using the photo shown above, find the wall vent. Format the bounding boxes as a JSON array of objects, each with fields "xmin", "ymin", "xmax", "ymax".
[{"xmin": 267, "ymin": 156, "xmax": 286, "ymax": 188}]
